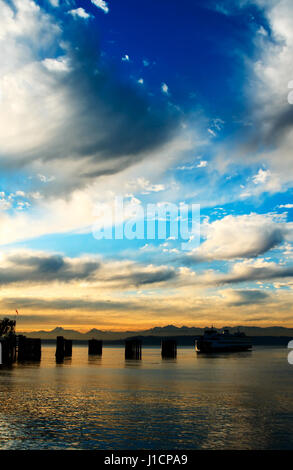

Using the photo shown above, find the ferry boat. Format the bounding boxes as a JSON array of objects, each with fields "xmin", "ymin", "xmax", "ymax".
[{"xmin": 196, "ymin": 327, "xmax": 252, "ymax": 352}]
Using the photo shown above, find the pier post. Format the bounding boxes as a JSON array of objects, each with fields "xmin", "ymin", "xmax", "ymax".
[
  {"xmin": 161, "ymin": 339, "xmax": 177, "ymax": 358},
  {"xmin": 56, "ymin": 336, "xmax": 65, "ymax": 362},
  {"xmin": 125, "ymin": 339, "xmax": 142, "ymax": 360},
  {"xmin": 88, "ymin": 339, "xmax": 103, "ymax": 355}
]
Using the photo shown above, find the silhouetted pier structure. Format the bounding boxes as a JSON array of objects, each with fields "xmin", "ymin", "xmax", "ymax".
[
  {"xmin": 55, "ymin": 336, "xmax": 65, "ymax": 362},
  {"xmin": 55, "ymin": 336, "xmax": 72, "ymax": 362},
  {"xmin": 17, "ymin": 335, "xmax": 41, "ymax": 361},
  {"xmin": 161, "ymin": 339, "xmax": 177, "ymax": 358},
  {"xmin": 125, "ymin": 339, "xmax": 142, "ymax": 359},
  {"xmin": 88, "ymin": 339, "xmax": 103, "ymax": 355}
]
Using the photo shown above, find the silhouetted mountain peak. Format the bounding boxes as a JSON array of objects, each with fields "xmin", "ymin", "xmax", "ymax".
[{"xmin": 87, "ymin": 328, "xmax": 103, "ymax": 334}]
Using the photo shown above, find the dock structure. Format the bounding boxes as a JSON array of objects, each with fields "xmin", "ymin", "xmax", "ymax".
[
  {"xmin": 161, "ymin": 339, "xmax": 177, "ymax": 358},
  {"xmin": 17, "ymin": 335, "xmax": 41, "ymax": 362},
  {"xmin": 125, "ymin": 339, "xmax": 142, "ymax": 360},
  {"xmin": 88, "ymin": 339, "xmax": 103, "ymax": 355}
]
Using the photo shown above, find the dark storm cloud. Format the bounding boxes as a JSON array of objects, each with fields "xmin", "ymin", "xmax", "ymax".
[{"xmin": 0, "ymin": 253, "xmax": 100, "ymax": 284}]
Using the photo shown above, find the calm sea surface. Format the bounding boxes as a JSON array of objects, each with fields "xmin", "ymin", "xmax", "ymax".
[{"xmin": 0, "ymin": 345, "xmax": 292, "ymax": 450}]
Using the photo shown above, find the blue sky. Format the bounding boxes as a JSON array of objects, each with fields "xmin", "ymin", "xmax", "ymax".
[{"xmin": 0, "ymin": 0, "xmax": 292, "ymax": 330}]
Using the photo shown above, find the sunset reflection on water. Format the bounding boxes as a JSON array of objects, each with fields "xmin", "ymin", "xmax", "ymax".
[{"xmin": 0, "ymin": 345, "xmax": 292, "ymax": 449}]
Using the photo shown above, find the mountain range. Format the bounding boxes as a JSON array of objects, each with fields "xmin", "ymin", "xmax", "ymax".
[{"xmin": 17, "ymin": 325, "xmax": 293, "ymax": 340}]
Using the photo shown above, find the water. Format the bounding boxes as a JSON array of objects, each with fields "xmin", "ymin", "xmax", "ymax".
[{"xmin": 0, "ymin": 345, "xmax": 292, "ymax": 450}]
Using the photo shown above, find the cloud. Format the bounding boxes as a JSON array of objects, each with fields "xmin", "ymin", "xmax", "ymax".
[
  {"xmin": 197, "ymin": 160, "xmax": 208, "ymax": 168},
  {"xmin": 185, "ymin": 213, "xmax": 288, "ymax": 263},
  {"xmin": 220, "ymin": 289, "xmax": 271, "ymax": 306},
  {"xmin": 68, "ymin": 8, "xmax": 91, "ymax": 20},
  {"xmin": 0, "ymin": 251, "xmax": 101, "ymax": 285},
  {"xmin": 91, "ymin": 0, "xmax": 109, "ymax": 14},
  {"xmin": 252, "ymin": 168, "xmax": 271, "ymax": 185},
  {"xmin": 161, "ymin": 82, "xmax": 169, "ymax": 94},
  {"xmin": 207, "ymin": 128, "xmax": 216, "ymax": 137},
  {"xmin": 212, "ymin": 260, "xmax": 293, "ymax": 285},
  {"xmin": 127, "ymin": 177, "xmax": 165, "ymax": 194},
  {"xmin": 176, "ymin": 159, "xmax": 205, "ymax": 171},
  {"xmin": 0, "ymin": 250, "xmax": 178, "ymax": 288},
  {"xmin": 279, "ymin": 204, "xmax": 293, "ymax": 209},
  {"xmin": 2, "ymin": 297, "xmax": 143, "ymax": 312},
  {"xmin": 238, "ymin": 0, "xmax": 293, "ymax": 189},
  {"xmin": 0, "ymin": 0, "xmax": 180, "ymax": 196},
  {"xmin": 206, "ymin": 1, "xmax": 293, "ymax": 196},
  {"xmin": 42, "ymin": 56, "xmax": 70, "ymax": 72},
  {"xmin": 38, "ymin": 174, "xmax": 56, "ymax": 183},
  {"xmin": 107, "ymin": 266, "xmax": 177, "ymax": 287}
]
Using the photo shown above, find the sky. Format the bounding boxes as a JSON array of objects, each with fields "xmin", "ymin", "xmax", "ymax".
[{"xmin": 0, "ymin": 0, "xmax": 293, "ymax": 331}]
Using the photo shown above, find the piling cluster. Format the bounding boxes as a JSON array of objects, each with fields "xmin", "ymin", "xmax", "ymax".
[
  {"xmin": 1, "ymin": 332, "xmax": 179, "ymax": 366},
  {"xmin": 125, "ymin": 339, "xmax": 142, "ymax": 359},
  {"xmin": 161, "ymin": 339, "xmax": 177, "ymax": 358},
  {"xmin": 55, "ymin": 336, "xmax": 72, "ymax": 362},
  {"xmin": 18, "ymin": 335, "xmax": 41, "ymax": 361}
]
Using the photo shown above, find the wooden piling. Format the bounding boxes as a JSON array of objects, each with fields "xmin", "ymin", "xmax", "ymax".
[
  {"xmin": 55, "ymin": 336, "xmax": 65, "ymax": 361},
  {"xmin": 88, "ymin": 339, "xmax": 103, "ymax": 355},
  {"xmin": 125, "ymin": 339, "xmax": 142, "ymax": 359},
  {"xmin": 17, "ymin": 335, "xmax": 41, "ymax": 361},
  {"xmin": 161, "ymin": 339, "xmax": 177, "ymax": 358}
]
